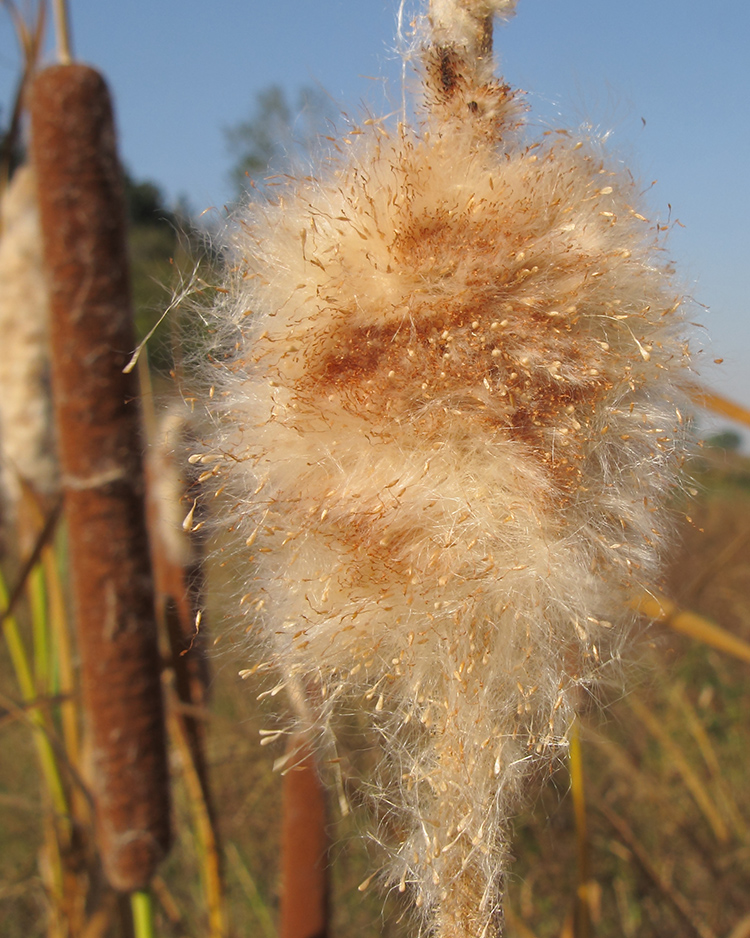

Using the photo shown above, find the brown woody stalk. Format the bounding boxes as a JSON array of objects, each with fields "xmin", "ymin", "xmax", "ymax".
[
  {"xmin": 280, "ymin": 736, "xmax": 330, "ymax": 938},
  {"xmin": 29, "ymin": 64, "xmax": 170, "ymax": 892}
]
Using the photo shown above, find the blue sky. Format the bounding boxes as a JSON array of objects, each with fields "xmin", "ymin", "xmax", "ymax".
[{"xmin": 2, "ymin": 0, "xmax": 749, "ymax": 430}]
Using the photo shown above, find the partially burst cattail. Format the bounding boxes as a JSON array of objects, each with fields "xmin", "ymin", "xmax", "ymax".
[
  {"xmin": 0, "ymin": 165, "xmax": 57, "ymax": 522},
  {"xmin": 195, "ymin": 2, "xmax": 690, "ymax": 934}
]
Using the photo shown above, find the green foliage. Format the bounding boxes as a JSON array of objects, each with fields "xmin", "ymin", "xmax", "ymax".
[
  {"xmin": 704, "ymin": 429, "xmax": 742, "ymax": 452},
  {"xmin": 125, "ymin": 175, "xmax": 177, "ymax": 229}
]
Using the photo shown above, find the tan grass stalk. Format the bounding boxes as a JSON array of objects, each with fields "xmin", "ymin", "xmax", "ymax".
[
  {"xmin": 669, "ymin": 683, "xmax": 749, "ymax": 842},
  {"xmin": 29, "ymin": 63, "xmax": 170, "ymax": 891},
  {"xmin": 0, "ymin": 0, "xmax": 45, "ymax": 195},
  {"xmin": 568, "ymin": 722, "xmax": 591, "ymax": 938},
  {"xmin": 728, "ymin": 915, "xmax": 750, "ymax": 938},
  {"xmin": 633, "ymin": 593, "xmax": 750, "ymax": 665},
  {"xmin": 51, "ymin": 0, "xmax": 73, "ymax": 65},
  {"xmin": 279, "ymin": 735, "xmax": 329, "ymax": 938},
  {"xmin": 627, "ymin": 695, "xmax": 728, "ymax": 843},
  {"xmin": 689, "ymin": 385, "xmax": 750, "ymax": 430}
]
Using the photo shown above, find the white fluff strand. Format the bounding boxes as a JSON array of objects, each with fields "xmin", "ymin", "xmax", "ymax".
[{"xmin": 194, "ymin": 4, "xmax": 690, "ymax": 936}]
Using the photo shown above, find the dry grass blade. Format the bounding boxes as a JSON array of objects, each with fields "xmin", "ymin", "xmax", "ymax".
[
  {"xmin": 583, "ymin": 726, "xmax": 664, "ymax": 805},
  {"xmin": 669, "ymin": 683, "xmax": 749, "ymax": 842},
  {"xmin": 226, "ymin": 843, "xmax": 278, "ymax": 938},
  {"xmin": 569, "ymin": 722, "xmax": 591, "ymax": 938},
  {"xmin": 167, "ymin": 694, "xmax": 227, "ymax": 938},
  {"xmin": 690, "ymin": 385, "xmax": 750, "ymax": 429},
  {"xmin": 633, "ymin": 592, "xmax": 750, "ymax": 665},
  {"xmin": 0, "ymin": 0, "xmax": 46, "ymax": 195},
  {"xmin": 558, "ymin": 911, "xmax": 574, "ymax": 938},
  {"xmin": 600, "ymin": 804, "xmax": 718, "ymax": 938},
  {"xmin": 627, "ymin": 695, "xmax": 729, "ymax": 843}
]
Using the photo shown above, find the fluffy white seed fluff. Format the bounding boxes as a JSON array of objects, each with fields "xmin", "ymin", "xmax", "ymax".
[
  {"xmin": 0, "ymin": 165, "xmax": 57, "ymax": 524},
  {"xmin": 150, "ymin": 403, "xmax": 200, "ymax": 568},
  {"xmin": 195, "ymin": 6, "xmax": 689, "ymax": 936}
]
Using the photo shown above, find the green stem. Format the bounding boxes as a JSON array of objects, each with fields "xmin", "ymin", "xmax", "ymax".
[
  {"xmin": 29, "ymin": 561, "xmax": 49, "ymax": 692},
  {"xmin": 1, "ymin": 595, "xmax": 35, "ymax": 700},
  {"xmin": 0, "ymin": 568, "xmax": 70, "ymax": 825},
  {"xmin": 44, "ymin": 541, "xmax": 80, "ymax": 761},
  {"xmin": 131, "ymin": 889, "xmax": 157, "ymax": 938}
]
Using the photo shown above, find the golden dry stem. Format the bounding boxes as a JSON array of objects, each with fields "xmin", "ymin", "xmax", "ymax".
[{"xmin": 279, "ymin": 736, "xmax": 330, "ymax": 938}]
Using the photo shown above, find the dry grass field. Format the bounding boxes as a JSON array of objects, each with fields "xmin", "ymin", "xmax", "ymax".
[{"xmin": 4, "ymin": 439, "xmax": 746, "ymax": 938}]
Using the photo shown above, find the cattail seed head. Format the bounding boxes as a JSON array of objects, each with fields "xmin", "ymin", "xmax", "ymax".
[
  {"xmin": 197, "ymin": 4, "xmax": 690, "ymax": 934},
  {"xmin": 0, "ymin": 165, "xmax": 57, "ymax": 522}
]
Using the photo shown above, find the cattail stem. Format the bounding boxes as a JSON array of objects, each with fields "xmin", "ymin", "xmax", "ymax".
[
  {"xmin": 130, "ymin": 889, "xmax": 157, "ymax": 938},
  {"xmin": 429, "ymin": 0, "xmax": 494, "ymax": 58},
  {"xmin": 280, "ymin": 735, "xmax": 330, "ymax": 938},
  {"xmin": 51, "ymin": 0, "xmax": 74, "ymax": 65},
  {"xmin": 570, "ymin": 722, "xmax": 591, "ymax": 938},
  {"xmin": 29, "ymin": 63, "xmax": 170, "ymax": 892}
]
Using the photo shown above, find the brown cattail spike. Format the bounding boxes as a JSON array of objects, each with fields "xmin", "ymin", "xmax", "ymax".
[{"xmin": 29, "ymin": 64, "xmax": 171, "ymax": 892}]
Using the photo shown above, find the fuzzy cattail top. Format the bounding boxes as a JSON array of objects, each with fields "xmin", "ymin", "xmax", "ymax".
[{"xmin": 195, "ymin": 4, "xmax": 689, "ymax": 935}]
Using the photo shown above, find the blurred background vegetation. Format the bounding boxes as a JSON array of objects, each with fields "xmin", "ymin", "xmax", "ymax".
[{"xmin": 3, "ymin": 440, "xmax": 749, "ymax": 938}]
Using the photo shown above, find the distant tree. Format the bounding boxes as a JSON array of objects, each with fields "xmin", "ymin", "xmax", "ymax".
[
  {"xmin": 224, "ymin": 84, "xmax": 335, "ymax": 196},
  {"xmin": 705, "ymin": 430, "xmax": 743, "ymax": 452},
  {"xmin": 0, "ymin": 105, "xmax": 24, "ymax": 184},
  {"xmin": 124, "ymin": 174, "xmax": 177, "ymax": 229}
]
